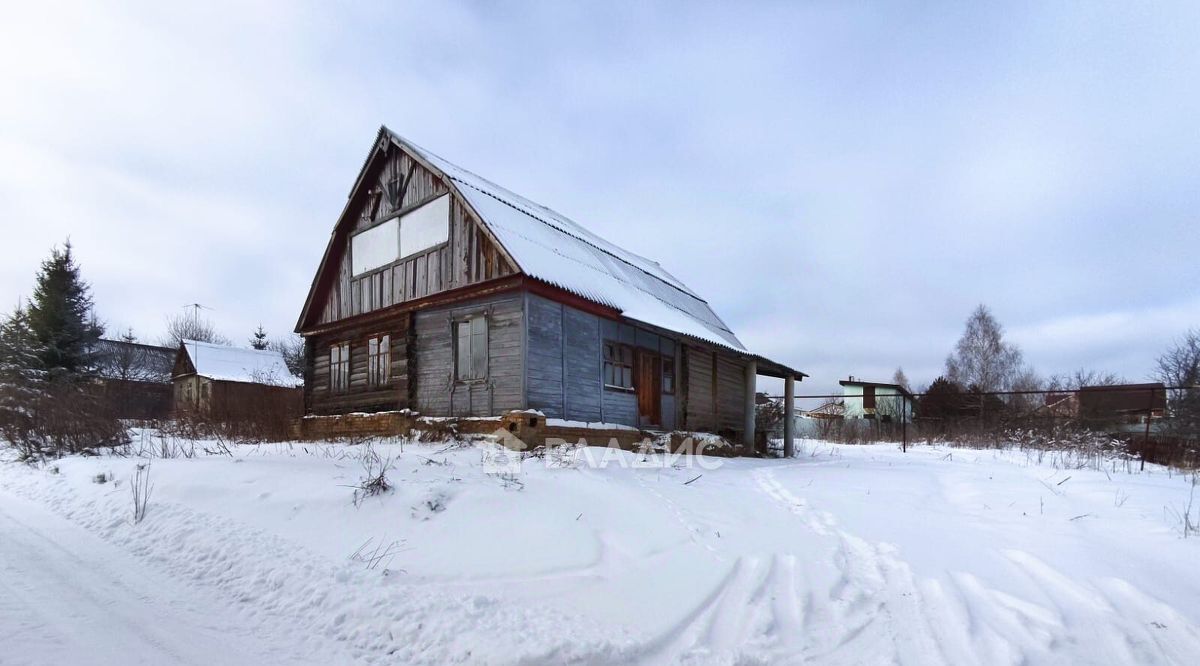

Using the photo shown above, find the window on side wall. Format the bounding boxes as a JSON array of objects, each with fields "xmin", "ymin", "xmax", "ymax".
[
  {"xmin": 662, "ymin": 356, "xmax": 675, "ymax": 395},
  {"xmin": 603, "ymin": 341, "xmax": 634, "ymax": 390},
  {"xmin": 454, "ymin": 315, "xmax": 487, "ymax": 382},
  {"xmin": 330, "ymin": 342, "xmax": 350, "ymax": 394},
  {"xmin": 367, "ymin": 335, "xmax": 390, "ymax": 387}
]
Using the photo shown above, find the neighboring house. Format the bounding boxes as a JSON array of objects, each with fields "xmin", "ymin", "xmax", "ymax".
[
  {"xmin": 838, "ymin": 377, "xmax": 915, "ymax": 422},
  {"xmin": 172, "ymin": 340, "xmax": 303, "ymax": 415},
  {"xmin": 294, "ymin": 126, "xmax": 805, "ymax": 443},
  {"xmin": 1078, "ymin": 383, "xmax": 1166, "ymax": 428},
  {"xmin": 802, "ymin": 401, "xmax": 846, "ymax": 420},
  {"xmin": 91, "ymin": 339, "xmax": 176, "ymax": 419}
]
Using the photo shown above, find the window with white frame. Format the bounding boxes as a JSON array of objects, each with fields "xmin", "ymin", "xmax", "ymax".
[
  {"xmin": 454, "ymin": 315, "xmax": 487, "ymax": 382},
  {"xmin": 330, "ymin": 342, "xmax": 350, "ymax": 393},
  {"xmin": 367, "ymin": 335, "xmax": 390, "ymax": 387}
]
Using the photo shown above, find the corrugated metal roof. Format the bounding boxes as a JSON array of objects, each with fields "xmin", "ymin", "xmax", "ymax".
[
  {"xmin": 385, "ymin": 128, "xmax": 747, "ymax": 352},
  {"xmin": 179, "ymin": 340, "xmax": 302, "ymax": 387}
]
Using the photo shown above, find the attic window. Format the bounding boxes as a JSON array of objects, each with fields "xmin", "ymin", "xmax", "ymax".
[
  {"xmin": 399, "ymin": 194, "xmax": 450, "ymax": 258},
  {"xmin": 350, "ymin": 194, "xmax": 450, "ymax": 276},
  {"xmin": 351, "ymin": 219, "xmax": 399, "ymax": 275}
]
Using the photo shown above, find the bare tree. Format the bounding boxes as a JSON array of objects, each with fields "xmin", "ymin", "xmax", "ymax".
[
  {"xmin": 160, "ymin": 313, "xmax": 229, "ymax": 348},
  {"xmin": 269, "ymin": 333, "xmax": 305, "ymax": 378},
  {"xmin": 1047, "ymin": 368, "xmax": 1125, "ymax": 391},
  {"xmin": 892, "ymin": 367, "xmax": 911, "ymax": 392},
  {"xmin": 92, "ymin": 328, "xmax": 170, "ymax": 382},
  {"xmin": 1154, "ymin": 329, "xmax": 1200, "ymax": 436},
  {"xmin": 1007, "ymin": 365, "xmax": 1044, "ymax": 413},
  {"xmin": 945, "ymin": 304, "xmax": 1024, "ymax": 393}
]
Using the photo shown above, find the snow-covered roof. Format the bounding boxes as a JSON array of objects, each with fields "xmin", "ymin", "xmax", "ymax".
[
  {"xmin": 178, "ymin": 340, "xmax": 302, "ymax": 387},
  {"xmin": 386, "ymin": 129, "xmax": 747, "ymax": 352}
]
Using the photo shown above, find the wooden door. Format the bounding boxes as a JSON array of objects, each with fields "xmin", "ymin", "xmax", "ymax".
[{"xmin": 637, "ymin": 351, "xmax": 662, "ymax": 426}]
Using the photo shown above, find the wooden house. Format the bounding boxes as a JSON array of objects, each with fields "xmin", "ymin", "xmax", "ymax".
[
  {"xmin": 294, "ymin": 127, "xmax": 805, "ymax": 447},
  {"xmin": 172, "ymin": 340, "xmax": 302, "ymax": 416}
]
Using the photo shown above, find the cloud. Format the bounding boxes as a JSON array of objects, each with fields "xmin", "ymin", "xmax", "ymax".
[{"xmin": 0, "ymin": 1, "xmax": 1195, "ymax": 392}]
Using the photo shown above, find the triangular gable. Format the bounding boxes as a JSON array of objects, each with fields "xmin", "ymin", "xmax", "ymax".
[
  {"xmin": 296, "ymin": 129, "xmax": 519, "ymax": 331},
  {"xmin": 171, "ymin": 345, "xmax": 196, "ymax": 378}
]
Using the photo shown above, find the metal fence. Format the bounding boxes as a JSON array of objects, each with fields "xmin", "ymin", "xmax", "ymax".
[{"xmin": 762, "ymin": 384, "xmax": 1200, "ymax": 469}]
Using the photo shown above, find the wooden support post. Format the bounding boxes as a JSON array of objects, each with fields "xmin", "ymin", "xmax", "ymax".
[
  {"xmin": 744, "ymin": 360, "xmax": 757, "ymax": 449},
  {"xmin": 784, "ymin": 374, "xmax": 795, "ymax": 458}
]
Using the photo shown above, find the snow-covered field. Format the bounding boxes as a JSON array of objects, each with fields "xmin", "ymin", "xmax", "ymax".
[{"xmin": 2, "ymin": 435, "xmax": 1199, "ymax": 665}]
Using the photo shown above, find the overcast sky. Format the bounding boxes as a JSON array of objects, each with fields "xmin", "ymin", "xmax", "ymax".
[{"xmin": 2, "ymin": 1, "xmax": 1197, "ymax": 396}]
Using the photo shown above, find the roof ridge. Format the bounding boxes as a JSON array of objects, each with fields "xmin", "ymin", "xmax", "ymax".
[{"xmin": 183, "ymin": 339, "xmax": 284, "ymax": 356}]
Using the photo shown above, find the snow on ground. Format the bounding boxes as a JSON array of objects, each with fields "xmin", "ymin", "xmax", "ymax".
[{"xmin": 2, "ymin": 435, "xmax": 1199, "ymax": 665}]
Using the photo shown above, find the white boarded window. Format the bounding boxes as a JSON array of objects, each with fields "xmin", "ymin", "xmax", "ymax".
[
  {"xmin": 351, "ymin": 219, "xmax": 398, "ymax": 276},
  {"xmin": 400, "ymin": 194, "xmax": 450, "ymax": 258},
  {"xmin": 454, "ymin": 315, "xmax": 487, "ymax": 382}
]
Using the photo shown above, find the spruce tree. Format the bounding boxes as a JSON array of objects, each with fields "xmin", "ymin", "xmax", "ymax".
[
  {"xmin": 26, "ymin": 241, "xmax": 104, "ymax": 376},
  {"xmin": 251, "ymin": 324, "xmax": 269, "ymax": 350},
  {"xmin": 0, "ymin": 306, "xmax": 50, "ymax": 458}
]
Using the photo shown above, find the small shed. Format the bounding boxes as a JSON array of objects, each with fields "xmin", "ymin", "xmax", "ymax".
[{"xmin": 172, "ymin": 340, "xmax": 302, "ymax": 417}]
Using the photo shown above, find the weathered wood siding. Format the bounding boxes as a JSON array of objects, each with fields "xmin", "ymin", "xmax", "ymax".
[
  {"xmin": 716, "ymin": 354, "xmax": 746, "ymax": 435},
  {"xmin": 413, "ymin": 293, "xmax": 524, "ymax": 417},
  {"xmin": 526, "ymin": 294, "xmax": 692, "ymax": 429},
  {"xmin": 526, "ymin": 295, "xmax": 564, "ymax": 417},
  {"xmin": 314, "ymin": 147, "xmax": 516, "ymax": 326},
  {"xmin": 524, "ymin": 295, "xmax": 608, "ymax": 422},
  {"xmin": 679, "ymin": 344, "xmax": 748, "ymax": 437},
  {"xmin": 684, "ymin": 346, "xmax": 716, "ymax": 432},
  {"xmin": 562, "ymin": 306, "xmax": 603, "ymax": 422},
  {"xmin": 305, "ymin": 316, "xmax": 412, "ymax": 415}
]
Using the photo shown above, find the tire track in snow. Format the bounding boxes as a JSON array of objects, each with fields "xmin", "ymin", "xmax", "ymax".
[{"xmin": 746, "ymin": 466, "xmax": 947, "ymax": 665}]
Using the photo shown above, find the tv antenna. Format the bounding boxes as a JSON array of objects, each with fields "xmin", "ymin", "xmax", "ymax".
[{"xmin": 181, "ymin": 303, "xmax": 211, "ymax": 324}]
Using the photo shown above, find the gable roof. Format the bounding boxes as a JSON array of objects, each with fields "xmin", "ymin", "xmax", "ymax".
[
  {"xmin": 176, "ymin": 340, "xmax": 302, "ymax": 387},
  {"xmin": 382, "ymin": 128, "xmax": 746, "ymax": 352}
]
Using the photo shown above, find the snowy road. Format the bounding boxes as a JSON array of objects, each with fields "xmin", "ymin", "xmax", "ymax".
[{"xmin": 0, "ymin": 490, "xmax": 304, "ymax": 666}]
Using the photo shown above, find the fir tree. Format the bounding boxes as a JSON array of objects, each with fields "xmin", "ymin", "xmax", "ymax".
[
  {"xmin": 26, "ymin": 241, "xmax": 104, "ymax": 376},
  {"xmin": 0, "ymin": 305, "xmax": 50, "ymax": 458},
  {"xmin": 251, "ymin": 324, "xmax": 269, "ymax": 350}
]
